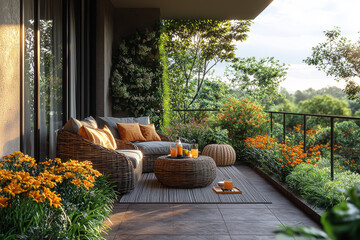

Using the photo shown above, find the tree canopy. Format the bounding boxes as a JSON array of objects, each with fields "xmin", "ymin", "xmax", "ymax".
[
  {"xmin": 162, "ymin": 19, "xmax": 252, "ymax": 113},
  {"xmin": 304, "ymin": 27, "xmax": 360, "ymax": 101},
  {"xmin": 298, "ymin": 94, "xmax": 351, "ymax": 116},
  {"xmin": 226, "ymin": 57, "xmax": 288, "ymax": 104}
]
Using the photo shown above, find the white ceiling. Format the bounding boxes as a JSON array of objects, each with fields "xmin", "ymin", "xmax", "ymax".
[{"xmin": 110, "ymin": 0, "xmax": 273, "ymax": 19}]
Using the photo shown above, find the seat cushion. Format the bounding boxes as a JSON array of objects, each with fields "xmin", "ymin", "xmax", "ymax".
[
  {"xmin": 133, "ymin": 141, "xmax": 191, "ymax": 155},
  {"xmin": 116, "ymin": 150, "xmax": 143, "ymax": 168},
  {"xmin": 97, "ymin": 116, "xmax": 150, "ymax": 139}
]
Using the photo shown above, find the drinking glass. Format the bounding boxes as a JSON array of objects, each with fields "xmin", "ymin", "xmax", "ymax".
[
  {"xmin": 191, "ymin": 144, "xmax": 198, "ymax": 158},
  {"xmin": 170, "ymin": 143, "xmax": 177, "ymax": 157},
  {"xmin": 223, "ymin": 178, "xmax": 233, "ymax": 190}
]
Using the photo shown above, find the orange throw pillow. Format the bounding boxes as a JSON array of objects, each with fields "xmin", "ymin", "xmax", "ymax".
[
  {"xmin": 78, "ymin": 125, "xmax": 117, "ymax": 150},
  {"xmin": 140, "ymin": 124, "xmax": 161, "ymax": 141},
  {"xmin": 116, "ymin": 122, "xmax": 146, "ymax": 142}
]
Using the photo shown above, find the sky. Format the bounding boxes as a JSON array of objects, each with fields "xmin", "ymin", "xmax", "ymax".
[{"xmin": 215, "ymin": 0, "xmax": 360, "ymax": 93}]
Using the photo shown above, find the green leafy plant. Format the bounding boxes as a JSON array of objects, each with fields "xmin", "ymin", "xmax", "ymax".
[
  {"xmin": 275, "ymin": 184, "xmax": 360, "ymax": 240},
  {"xmin": 286, "ymin": 164, "xmax": 360, "ymax": 209}
]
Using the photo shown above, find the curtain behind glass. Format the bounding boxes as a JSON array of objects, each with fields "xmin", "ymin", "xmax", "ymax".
[
  {"xmin": 69, "ymin": 0, "xmax": 77, "ymax": 118},
  {"xmin": 24, "ymin": 0, "xmax": 35, "ymax": 157},
  {"xmin": 39, "ymin": 0, "xmax": 63, "ymax": 160}
]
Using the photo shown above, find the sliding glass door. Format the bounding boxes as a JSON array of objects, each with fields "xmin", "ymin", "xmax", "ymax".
[{"xmin": 22, "ymin": 0, "xmax": 95, "ymax": 161}]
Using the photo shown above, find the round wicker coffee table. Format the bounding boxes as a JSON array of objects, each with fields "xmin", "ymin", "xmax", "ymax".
[{"xmin": 154, "ymin": 155, "xmax": 216, "ymax": 188}]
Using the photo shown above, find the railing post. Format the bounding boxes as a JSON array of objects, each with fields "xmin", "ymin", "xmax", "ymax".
[
  {"xmin": 270, "ymin": 112, "xmax": 273, "ymax": 137},
  {"xmin": 303, "ymin": 115, "xmax": 306, "ymax": 153},
  {"xmin": 330, "ymin": 117, "xmax": 334, "ymax": 180},
  {"xmin": 283, "ymin": 113, "xmax": 286, "ymax": 143}
]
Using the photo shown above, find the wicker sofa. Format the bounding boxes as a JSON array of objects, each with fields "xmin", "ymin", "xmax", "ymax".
[
  {"xmin": 96, "ymin": 116, "xmax": 190, "ymax": 173},
  {"xmin": 56, "ymin": 120, "xmax": 143, "ymax": 194}
]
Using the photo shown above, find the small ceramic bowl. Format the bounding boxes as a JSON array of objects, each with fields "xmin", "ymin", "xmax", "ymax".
[{"xmin": 217, "ymin": 181, "xmax": 224, "ymax": 187}]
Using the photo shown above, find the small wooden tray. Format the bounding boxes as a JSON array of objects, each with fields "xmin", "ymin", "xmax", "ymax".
[{"xmin": 212, "ymin": 186, "xmax": 242, "ymax": 194}]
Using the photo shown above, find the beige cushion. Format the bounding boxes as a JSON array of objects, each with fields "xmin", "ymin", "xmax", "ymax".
[
  {"xmin": 78, "ymin": 125, "xmax": 117, "ymax": 150},
  {"xmin": 116, "ymin": 150, "xmax": 143, "ymax": 168}
]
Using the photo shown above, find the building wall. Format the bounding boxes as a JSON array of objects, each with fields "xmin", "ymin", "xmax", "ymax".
[
  {"xmin": 113, "ymin": 8, "xmax": 160, "ymax": 47},
  {"xmin": 96, "ymin": 0, "xmax": 114, "ymax": 117},
  {"xmin": 0, "ymin": 0, "xmax": 20, "ymax": 157}
]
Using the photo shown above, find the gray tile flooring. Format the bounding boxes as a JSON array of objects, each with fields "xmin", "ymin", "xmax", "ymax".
[{"xmin": 103, "ymin": 164, "xmax": 321, "ymax": 240}]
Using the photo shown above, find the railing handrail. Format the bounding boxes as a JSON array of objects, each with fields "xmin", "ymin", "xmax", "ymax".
[
  {"xmin": 173, "ymin": 109, "xmax": 219, "ymax": 112},
  {"xmin": 265, "ymin": 110, "xmax": 360, "ymax": 120}
]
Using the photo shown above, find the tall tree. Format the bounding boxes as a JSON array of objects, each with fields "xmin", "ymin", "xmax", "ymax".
[
  {"xmin": 162, "ymin": 19, "xmax": 251, "ymax": 117},
  {"xmin": 304, "ymin": 27, "xmax": 360, "ymax": 101},
  {"xmin": 225, "ymin": 56, "xmax": 288, "ymax": 104}
]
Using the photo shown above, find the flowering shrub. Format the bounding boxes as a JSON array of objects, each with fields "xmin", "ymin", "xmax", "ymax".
[
  {"xmin": 165, "ymin": 117, "xmax": 229, "ymax": 150},
  {"xmin": 0, "ymin": 151, "xmax": 115, "ymax": 239},
  {"xmin": 244, "ymin": 125, "xmax": 333, "ymax": 181},
  {"xmin": 217, "ymin": 98, "xmax": 269, "ymax": 143}
]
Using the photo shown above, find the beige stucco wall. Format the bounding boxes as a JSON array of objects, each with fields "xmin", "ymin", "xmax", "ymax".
[
  {"xmin": 0, "ymin": 0, "xmax": 20, "ymax": 157},
  {"xmin": 96, "ymin": 0, "xmax": 114, "ymax": 117}
]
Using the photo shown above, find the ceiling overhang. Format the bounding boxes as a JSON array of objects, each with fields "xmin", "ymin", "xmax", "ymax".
[{"xmin": 110, "ymin": 0, "xmax": 273, "ymax": 19}]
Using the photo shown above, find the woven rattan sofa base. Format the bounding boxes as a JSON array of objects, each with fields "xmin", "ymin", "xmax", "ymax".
[
  {"xmin": 154, "ymin": 155, "xmax": 217, "ymax": 188},
  {"xmin": 56, "ymin": 129, "xmax": 142, "ymax": 194}
]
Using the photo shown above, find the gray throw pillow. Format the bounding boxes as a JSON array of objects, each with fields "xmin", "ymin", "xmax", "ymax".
[{"xmin": 63, "ymin": 116, "xmax": 97, "ymax": 134}]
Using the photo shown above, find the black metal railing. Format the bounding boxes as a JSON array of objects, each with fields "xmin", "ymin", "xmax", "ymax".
[
  {"xmin": 267, "ymin": 111, "xmax": 360, "ymax": 180},
  {"xmin": 173, "ymin": 109, "xmax": 360, "ymax": 180}
]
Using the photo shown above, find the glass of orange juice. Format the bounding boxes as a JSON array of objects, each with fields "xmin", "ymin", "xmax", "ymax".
[
  {"xmin": 223, "ymin": 178, "xmax": 233, "ymax": 190},
  {"xmin": 191, "ymin": 144, "xmax": 198, "ymax": 158},
  {"xmin": 170, "ymin": 143, "xmax": 177, "ymax": 157}
]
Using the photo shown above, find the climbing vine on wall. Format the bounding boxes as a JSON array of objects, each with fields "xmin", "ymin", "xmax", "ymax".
[{"xmin": 111, "ymin": 29, "xmax": 163, "ymax": 126}]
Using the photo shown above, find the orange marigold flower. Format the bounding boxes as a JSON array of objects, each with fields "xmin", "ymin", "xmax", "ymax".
[
  {"xmin": 71, "ymin": 178, "xmax": 82, "ymax": 187},
  {"xmin": 0, "ymin": 195, "xmax": 10, "ymax": 208},
  {"xmin": 83, "ymin": 180, "xmax": 94, "ymax": 189}
]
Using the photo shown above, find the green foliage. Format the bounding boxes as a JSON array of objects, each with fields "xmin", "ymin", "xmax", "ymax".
[
  {"xmin": 286, "ymin": 164, "xmax": 360, "ymax": 209},
  {"xmin": 226, "ymin": 57, "xmax": 288, "ymax": 104},
  {"xmin": 162, "ymin": 19, "xmax": 251, "ymax": 119},
  {"xmin": 164, "ymin": 118, "xmax": 229, "ymax": 150},
  {"xmin": 314, "ymin": 121, "xmax": 360, "ymax": 173},
  {"xmin": 294, "ymin": 87, "xmax": 347, "ymax": 104},
  {"xmin": 304, "ymin": 27, "xmax": 360, "ymax": 102},
  {"xmin": 298, "ymin": 94, "xmax": 351, "ymax": 116},
  {"xmin": 159, "ymin": 32, "xmax": 171, "ymax": 130},
  {"xmin": 59, "ymin": 176, "xmax": 116, "ymax": 239},
  {"xmin": 275, "ymin": 184, "xmax": 360, "ymax": 240},
  {"xmin": 111, "ymin": 29, "xmax": 163, "ymax": 126}
]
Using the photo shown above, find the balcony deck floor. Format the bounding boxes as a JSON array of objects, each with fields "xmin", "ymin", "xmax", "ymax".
[{"xmin": 103, "ymin": 164, "xmax": 321, "ymax": 240}]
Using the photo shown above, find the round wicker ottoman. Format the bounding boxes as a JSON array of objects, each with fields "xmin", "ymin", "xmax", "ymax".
[
  {"xmin": 154, "ymin": 155, "xmax": 216, "ymax": 188},
  {"xmin": 202, "ymin": 144, "xmax": 236, "ymax": 166}
]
